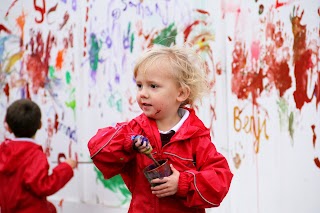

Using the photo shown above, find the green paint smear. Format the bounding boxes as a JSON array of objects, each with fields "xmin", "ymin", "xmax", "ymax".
[
  {"xmin": 130, "ymin": 33, "xmax": 134, "ymax": 53},
  {"xmin": 94, "ymin": 167, "xmax": 131, "ymax": 205},
  {"xmin": 89, "ymin": 34, "xmax": 102, "ymax": 71},
  {"xmin": 152, "ymin": 23, "xmax": 177, "ymax": 47},
  {"xmin": 277, "ymin": 98, "xmax": 294, "ymax": 142},
  {"xmin": 65, "ymin": 88, "xmax": 76, "ymax": 112},
  {"xmin": 49, "ymin": 66, "xmax": 55, "ymax": 79},
  {"xmin": 107, "ymin": 94, "xmax": 123, "ymax": 112},
  {"xmin": 277, "ymin": 98, "xmax": 288, "ymax": 131},
  {"xmin": 66, "ymin": 71, "xmax": 71, "ymax": 84},
  {"xmin": 288, "ymin": 111, "xmax": 294, "ymax": 140},
  {"xmin": 65, "ymin": 99, "xmax": 76, "ymax": 111}
]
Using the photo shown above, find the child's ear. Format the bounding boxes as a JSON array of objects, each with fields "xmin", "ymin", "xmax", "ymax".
[
  {"xmin": 4, "ymin": 122, "xmax": 12, "ymax": 133},
  {"xmin": 177, "ymin": 86, "xmax": 190, "ymax": 102}
]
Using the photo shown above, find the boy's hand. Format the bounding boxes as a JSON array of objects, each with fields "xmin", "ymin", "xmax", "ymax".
[
  {"xmin": 65, "ymin": 158, "xmax": 77, "ymax": 169},
  {"xmin": 132, "ymin": 135, "xmax": 153, "ymax": 154},
  {"xmin": 150, "ymin": 164, "xmax": 179, "ymax": 198}
]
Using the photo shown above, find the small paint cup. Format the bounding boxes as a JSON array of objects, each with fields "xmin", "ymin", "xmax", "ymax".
[{"xmin": 143, "ymin": 159, "xmax": 172, "ymax": 187}]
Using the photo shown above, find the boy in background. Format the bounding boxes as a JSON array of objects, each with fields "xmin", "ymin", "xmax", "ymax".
[{"xmin": 0, "ymin": 99, "xmax": 77, "ymax": 213}]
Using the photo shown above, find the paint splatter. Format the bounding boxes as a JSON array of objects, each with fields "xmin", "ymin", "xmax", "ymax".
[
  {"xmin": 89, "ymin": 33, "xmax": 101, "ymax": 81},
  {"xmin": 152, "ymin": 23, "xmax": 177, "ymax": 47},
  {"xmin": 291, "ymin": 7, "xmax": 314, "ymax": 110},
  {"xmin": 94, "ymin": 167, "xmax": 131, "ymax": 204},
  {"xmin": 25, "ymin": 31, "xmax": 55, "ymax": 93}
]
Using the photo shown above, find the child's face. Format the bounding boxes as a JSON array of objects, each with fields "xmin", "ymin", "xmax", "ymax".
[{"xmin": 135, "ymin": 61, "xmax": 183, "ymax": 121}]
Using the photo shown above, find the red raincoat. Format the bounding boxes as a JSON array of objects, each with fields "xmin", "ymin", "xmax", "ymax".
[
  {"xmin": 0, "ymin": 138, "xmax": 74, "ymax": 213},
  {"xmin": 88, "ymin": 108, "xmax": 233, "ymax": 213}
]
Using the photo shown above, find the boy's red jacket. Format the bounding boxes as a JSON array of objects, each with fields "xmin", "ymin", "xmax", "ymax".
[
  {"xmin": 0, "ymin": 138, "xmax": 74, "ymax": 213},
  {"xmin": 88, "ymin": 108, "xmax": 233, "ymax": 213}
]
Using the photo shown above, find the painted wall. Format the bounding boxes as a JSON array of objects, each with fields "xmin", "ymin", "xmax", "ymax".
[{"xmin": 0, "ymin": 0, "xmax": 319, "ymax": 212}]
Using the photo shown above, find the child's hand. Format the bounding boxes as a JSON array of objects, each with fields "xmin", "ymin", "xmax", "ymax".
[
  {"xmin": 132, "ymin": 135, "xmax": 153, "ymax": 154},
  {"xmin": 65, "ymin": 158, "xmax": 77, "ymax": 169},
  {"xmin": 150, "ymin": 164, "xmax": 180, "ymax": 198}
]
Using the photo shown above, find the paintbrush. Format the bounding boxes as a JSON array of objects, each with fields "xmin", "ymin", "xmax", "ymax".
[
  {"xmin": 144, "ymin": 146, "xmax": 160, "ymax": 167},
  {"xmin": 51, "ymin": 161, "xmax": 93, "ymax": 164}
]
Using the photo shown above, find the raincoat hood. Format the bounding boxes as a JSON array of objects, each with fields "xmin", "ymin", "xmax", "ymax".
[{"xmin": 0, "ymin": 138, "xmax": 41, "ymax": 174}]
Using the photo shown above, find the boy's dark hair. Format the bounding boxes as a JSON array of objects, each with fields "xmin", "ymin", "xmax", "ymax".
[{"xmin": 5, "ymin": 99, "xmax": 41, "ymax": 138}]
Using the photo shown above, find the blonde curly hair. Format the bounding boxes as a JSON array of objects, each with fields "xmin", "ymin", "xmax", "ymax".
[{"xmin": 133, "ymin": 44, "xmax": 209, "ymax": 106}]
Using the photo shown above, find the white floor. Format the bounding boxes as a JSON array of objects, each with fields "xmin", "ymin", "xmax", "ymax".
[{"xmin": 50, "ymin": 200, "xmax": 128, "ymax": 213}]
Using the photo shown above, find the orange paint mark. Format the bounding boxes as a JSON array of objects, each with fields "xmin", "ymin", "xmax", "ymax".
[
  {"xmin": 55, "ymin": 49, "xmax": 64, "ymax": 70},
  {"xmin": 16, "ymin": 11, "xmax": 26, "ymax": 43},
  {"xmin": 58, "ymin": 199, "xmax": 64, "ymax": 207},
  {"xmin": 234, "ymin": 106, "xmax": 269, "ymax": 153}
]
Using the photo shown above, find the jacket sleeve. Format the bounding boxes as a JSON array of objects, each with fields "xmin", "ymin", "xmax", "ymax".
[
  {"xmin": 87, "ymin": 122, "xmax": 137, "ymax": 179},
  {"xmin": 176, "ymin": 136, "xmax": 233, "ymax": 208},
  {"xmin": 23, "ymin": 151, "xmax": 74, "ymax": 196}
]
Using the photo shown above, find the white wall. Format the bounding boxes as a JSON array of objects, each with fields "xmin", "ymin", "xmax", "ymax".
[{"xmin": 1, "ymin": 0, "xmax": 319, "ymax": 212}]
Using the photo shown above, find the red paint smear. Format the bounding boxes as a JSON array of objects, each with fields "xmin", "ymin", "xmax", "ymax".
[
  {"xmin": 231, "ymin": 41, "xmax": 268, "ymax": 105},
  {"xmin": 47, "ymin": 3, "xmax": 58, "ymax": 16},
  {"xmin": 34, "ymin": 0, "xmax": 46, "ymax": 23},
  {"xmin": 57, "ymin": 153, "xmax": 66, "ymax": 164},
  {"xmin": 274, "ymin": 31, "xmax": 284, "ymax": 48},
  {"xmin": 83, "ymin": 3, "xmax": 90, "ymax": 56},
  {"xmin": 195, "ymin": 9, "xmax": 210, "ymax": 16},
  {"xmin": 275, "ymin": 0, "xmax": 295, "ymax": 9},
  {"xmin": 69, "ymin": 28, "xmax": 74, "ymax": 48},
  {"xmin": 216, "ymin": 62, "xmax": 222, "ymax": 75},
  {"xmin": 270, "ymin": 61, "xmax": 291, "ymax": 97},
  {"xmin": 3, "ymin": 83, "xmax": 9, "ymax": 101},
  {"xmin": 263, "ymin": 18, "xmax": 292, "ymax": 98},
  {"xmin": 314, "ymin": 158, "xmax": 320, "ymax": 169},
  {"xmin": 5, "ymin": 0, "xmax": 19, "ymax": 17},
  {"xmin": 25, "ymin": 82, "xmax": 31, "ymax": 99},
  {"xmin": 315, "ymin": 72, "xmax": 320, "ymax": 108},
  {"xmin": 75, "ymin": 153, "xmax": 78, "ymax": 169},
  {"xmin": 293, "ymin": 50, "xmax": 311, "ymax": 109},
  {"xmin": 220, "ymin": 2, "xmax": 241, "ymax": 19},
  {"xmin": 291, "ymin": 10, "xmax": 313, "ymax": 109},
  {"xmin": 26, "ymin": 31, "xmax": 54, "ymax": 94},
  {"xmin": 275, "ymin": 0, "xmax": 286, "ymax": 8},
  {"xmin": 26, "ymin": 54, "xmax": 47, "ymax": 93},
  {"xmin": 0, "ymin": 24, "xmax": 12, "ymax": 34},
  {"xmin": 68, "ymin": 141, "xmax": 72, "ymax": 158},
  {"xmin": 54, "ymin": 113, "xmax": 59, "ymax": 133},
  {"xmin": 183, "ymin": 20, "xmax": 207, "ymax": 42},
  {"xmin": 60, "ymin": 12, "xmax": 70, "ymax": 30},
  {"xmin": 47, "ymin": 118, "xmax": 54, "ymax": 137},
  {"xmin": 235, "ymin": 69, "xmax": 264, "ymax": 105},
  {"xmin": 265, "ymin": 22, "xmax": 275, "ymax": 39},
  {"xmin": 311, "ymin": 125, "xmax": 316, "ymax": 148},
  {"xmin": 250, "ymin": 41, "xmax": 260, "ymax": 62}
]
